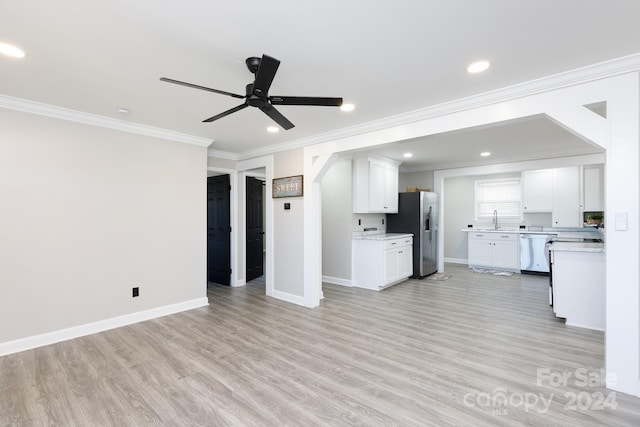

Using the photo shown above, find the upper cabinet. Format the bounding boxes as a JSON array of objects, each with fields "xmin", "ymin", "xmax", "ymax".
[
  {"xmin": 552, "ymin": 167, "xmax": 581, "ymax": 227},
  {"xmin": 522, "ymin": 169, "xmax": 553, "ymax": 212},
  {"xmin": 583, "ymin": 164, "xmax": 604, "ymax": 212},
  {"xmin": 521, "ymin": 166, "xmax": 582, "ymax": 227},
  {"xmin": 353, "ymin": 156, "xmax": 400, "ymax": 213}
]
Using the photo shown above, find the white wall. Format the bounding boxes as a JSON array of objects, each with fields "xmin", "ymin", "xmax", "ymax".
[{"xmin": 0, "ymin": 109, "xmax": 207, "ymax": 347}]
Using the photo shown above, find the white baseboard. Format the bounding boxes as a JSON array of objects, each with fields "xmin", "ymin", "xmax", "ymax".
[
  {"xmin": 444, "ymin": 257, "xmax": 468, "ymax": 265},
  {"xmin": 0, "ymin": 297, "xmax": 209, "ymax": 357},
  {"xmin": 322, "ymin": 275, "xmax": 353, "ymax": 287},
  {"xmin": 270, "ymin": 289, "xmax": 306, "ymax": 306}
]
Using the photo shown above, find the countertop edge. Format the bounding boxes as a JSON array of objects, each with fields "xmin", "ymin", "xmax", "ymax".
[{"xmin": 352, "ymin": 233, "xmax": 414, "ymax": 241}]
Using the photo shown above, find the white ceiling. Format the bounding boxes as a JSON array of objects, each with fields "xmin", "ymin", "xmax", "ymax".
[{"xmin": 0, "ymin": 1, "xmax": 637, "ymax": 167}]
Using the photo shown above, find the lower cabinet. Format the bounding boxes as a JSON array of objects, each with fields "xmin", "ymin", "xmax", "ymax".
[
  {"xmin": 467, "ymin": 233, "xmax": 519, "ymax": 271},
  {"xmin": 353, "ymin": 236, "xmax": 413, "ymax": 290},
  {"xmin": 550, "ymin": 249, "xmax": 604, "ymax": 330}
]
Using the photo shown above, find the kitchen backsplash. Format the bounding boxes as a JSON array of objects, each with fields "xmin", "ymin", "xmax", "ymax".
[{"xmin": 352, "ymin": 213, "xmax": 386, "ymax": 234}]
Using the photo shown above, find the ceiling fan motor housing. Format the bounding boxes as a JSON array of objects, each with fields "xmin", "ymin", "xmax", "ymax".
[{"xmin": 246, "ymin": 83, "xmax": 267, "ymax": 107}]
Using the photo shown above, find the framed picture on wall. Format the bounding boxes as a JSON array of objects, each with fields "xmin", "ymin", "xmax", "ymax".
[{"xmin": 272, "ymin": 175, "xmax": 303, "ymax": 198}]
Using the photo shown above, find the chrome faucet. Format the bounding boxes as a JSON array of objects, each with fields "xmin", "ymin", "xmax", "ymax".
[{"xmin": 493, "ymin": 210, "xmax": 499, "ymax": 230}]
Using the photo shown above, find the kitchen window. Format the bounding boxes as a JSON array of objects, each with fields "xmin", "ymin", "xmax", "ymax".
[{"xmin": 474, "ymin": 178, "xmax": 522, "ymax": 221}]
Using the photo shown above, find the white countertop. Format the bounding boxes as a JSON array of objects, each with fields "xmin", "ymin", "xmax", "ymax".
[
  {"xmin": 461, "ymin": 228, "xmax": 605, "ymax": 240},
  {"xmin": 548, "ymin": 242, "xmax": 605, "ymax": 253},
  {"xmin": 461, "ymin": 228, "xmax": 556, "ymax": 235},
  {"xmin": 352, "ymin": 232, "xmax": 413, "ymax": 241}
]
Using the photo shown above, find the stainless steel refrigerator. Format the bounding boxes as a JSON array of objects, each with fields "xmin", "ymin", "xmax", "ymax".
[{"xmin": 387, "ymin": 192, "xmax": 439, "ymax": 278}]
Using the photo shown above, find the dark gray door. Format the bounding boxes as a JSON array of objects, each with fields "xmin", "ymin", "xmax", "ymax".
[
  {"xmin": 207, "ymin": 175, "xmax": 231, "ymax": 286},
  {"xmin": 246, "ymin": 176, "xmax": 264, "ymax": 282}
]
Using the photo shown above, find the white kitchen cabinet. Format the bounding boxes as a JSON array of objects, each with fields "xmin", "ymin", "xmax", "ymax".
[
  {"xmin": 521, "ymin": 167, "xmax": 581, "ymax": 226},
  {"xmin": 352, "ymin": 156, "xmax": 400, "ymax": 213},
  {"xmin": 552, "ymin": 167, "xmax": 581, "ymax": 227},
  {"xmin": 550, "ymin": 246, "xmax": 605, "ymax": 330},
  {"xmin": 353, "ymin": 235, "xmax": 413, "ymax": 290},
  {"xmin": 522, "ymin": 169, "xmax": 553, "ymax": 212},
  {"xmin": 467, "ymin": 232, "xmax": 520, "ymax": 271},
  {"xmin": 583, "ymin": 164, "xmax": 604, "ymax": 211}
]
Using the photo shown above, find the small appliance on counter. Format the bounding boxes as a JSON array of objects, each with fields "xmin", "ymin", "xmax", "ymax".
[{"xmin": 387, "ymin": 191, "xmax": 439, "ymax": 278}]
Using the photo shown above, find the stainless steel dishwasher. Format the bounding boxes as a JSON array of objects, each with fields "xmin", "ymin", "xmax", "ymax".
[{"xmin": 519, "ymin": 234, "xmax": 554, "ymax": 274}]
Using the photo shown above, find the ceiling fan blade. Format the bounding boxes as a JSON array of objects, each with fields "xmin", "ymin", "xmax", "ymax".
[
  {"xmin": 203, "ymin": 103, "xmax": 248, "ymax": 123},
  {"xmin": 269, "ymin": 96, "xmax": 343, "ymax": 107},
  {"xmin": 259, "ymin": 103, "xmax": 294, "ymax": 130},
  {"xmin": 160, "ymin": 77, "xmax": 245, "ymax": 99},
  {"xmin": 252, "ymin": 55, "xmax": 280, "ymax": 97}
]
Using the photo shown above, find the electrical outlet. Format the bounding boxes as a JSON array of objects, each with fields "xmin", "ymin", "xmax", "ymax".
[{"xmin": 132, "ymin": 287, "xmax": 139, "ymax": 298}]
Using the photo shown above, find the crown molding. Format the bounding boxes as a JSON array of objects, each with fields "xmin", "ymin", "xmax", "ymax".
[
  {"xmin": 220, "ymin": 52, "xmax": 640, "ymax": 161},
  {"xmin": 0, "ymin": 94, "xmax": 213, "ymax": 147},
  {"xmin": 399, "ymin": 149, "xmax": 604, "ymax": 173},
  {"xmin": 207, "ymin": 148, "xmax": 239, "ymax": 161}
]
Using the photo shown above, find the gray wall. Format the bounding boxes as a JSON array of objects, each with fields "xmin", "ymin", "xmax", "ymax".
[
  {"xmin": 0, "ymin": 109, "xmax": 207, "ymax": 344},
  {"xmin": 273, "ymin": 148, "xmax": 305, "ymax": 296},
  {"xmin": 399, "ymin": 170, "xmax": 434, "ymax": 192},
  {"xmin": 321, "ymin": 158, "xmax": 353, "ymax": 280}
]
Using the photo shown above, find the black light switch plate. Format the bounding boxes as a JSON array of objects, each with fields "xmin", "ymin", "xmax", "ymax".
[
  {"xmin": 284, "ymin": 202, "xmax": 291, "ymax": 210},
  {"xmin": 132, "ymin": 287, "xmax": 139, "ymax": 297}
]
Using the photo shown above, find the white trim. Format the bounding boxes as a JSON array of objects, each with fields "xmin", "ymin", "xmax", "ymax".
[
  {"xmin": 236, "ymin": 156, "xmax": 275, "ymax": 297},
  {"xmin": 444, "ymin": 257, "xmax": 467, "ymax": 265},
  {"xmin": 270, "ymin": 289, "xmax": 306, "ymax": 306},
  {"xmin": 0, "ymin": 95, "xmax": 213, "ymax": 148},
  {"xmin": 207, "ymin": 149, "xmax": 239, "ymax": 160},
  {"xmin": 322, "ymin": 276, "xmax": 353, "ymax": 287},
  {"xmin": 0, "ymin": 297, "xmax": 209, "ymax": 357}
]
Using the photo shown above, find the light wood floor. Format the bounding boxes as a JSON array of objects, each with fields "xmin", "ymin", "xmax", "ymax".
[{"xmin": 2, "ymin": 263, "xmax": 640, "ymax": 426}]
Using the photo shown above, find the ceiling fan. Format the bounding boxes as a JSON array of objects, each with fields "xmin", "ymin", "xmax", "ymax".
[{"xmin": 160, "ymin": 54, "xmax": 343, "ymax": 130}]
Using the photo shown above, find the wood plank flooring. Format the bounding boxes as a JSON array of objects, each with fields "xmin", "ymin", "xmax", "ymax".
[{"xmin": 2, "ymin": 263, "xmax": 640, "ymax": 426}]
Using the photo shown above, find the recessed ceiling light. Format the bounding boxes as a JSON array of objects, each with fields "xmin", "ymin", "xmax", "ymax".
[
  {"xmin": 267, "ymin": 126, "xmax": 279, "ymax": 133},
  {"xmin": 0, "ymin": 42, "xmax": 25, "ymax": 59},
  {"xmin": 117, "ymin": 108, "xmax": 129, "ymax": 114},
  {"xmin": 340, "ymin": 103, "xmax": 355, "ymax": 112},
  {"xmin": 481, "ymin": 152, "xmax": 491, "ymax": 157},
  {"xmin": 467, "ymin": 60, "xmax": 490, "ymax": 74},
  {"xmin": 403, "ymin": 153, "xmax": 413, "ymax": 158}
]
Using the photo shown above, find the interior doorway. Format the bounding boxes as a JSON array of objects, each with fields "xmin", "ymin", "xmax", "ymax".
[
  {"xmin": 207, "ymin": 174, "xmax": 231, "ymax": 286},
  {"xmin": 246, "ymin": 175, "xmax": 265, "ymax": 282}
]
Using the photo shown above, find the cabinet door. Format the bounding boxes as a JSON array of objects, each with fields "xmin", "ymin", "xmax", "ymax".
[
  {"xmin": 522, "ymin": 170, "xmax": 553, "ymax": 212},
  {"xmin": 468, "ymin": 235, "xmax": 492, "ymax": 267},
  {"xmin": 368, "ymin": 160, "xmax": 386, "ymax": 212},
  {"xmin": 491, "ymin": 239, "xmax": 519, "ymax": 270},
  {"xmin": 385, "ymin": 249, "xmax": 399, "ymax": 284},
  {"xmin": 398, "ymin": 246, "xmax": 413, "ymax": 279},
  {"xmin": 552, "ymin": 167, "xmax": 581, "ymax": 227},
  {"xmin": 384, "ymin": 164, "xmax": 399, "ymax": 212}
]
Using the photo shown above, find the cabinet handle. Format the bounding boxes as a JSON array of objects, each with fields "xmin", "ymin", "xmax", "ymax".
[
  {"xmin": 475, "ymin": 234, "xmax": 484, "ymax": 237},
  {"xmin": 501, "ymin": 235, "xmax": 510, "ymax": 238}
]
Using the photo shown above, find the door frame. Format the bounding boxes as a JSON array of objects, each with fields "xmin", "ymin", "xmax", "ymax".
[{"xmin": 237, "ymin": 156, "xmax": 274, "ymax": 296}]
